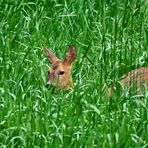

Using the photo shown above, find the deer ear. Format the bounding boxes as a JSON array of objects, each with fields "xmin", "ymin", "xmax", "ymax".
[
  {"xmin": 63, "ymin": 45, "xmax": 76, "ymax": 65},
  {"xmin": 44, "ymin": 47, "xmax": 60, "ymax": 63}
]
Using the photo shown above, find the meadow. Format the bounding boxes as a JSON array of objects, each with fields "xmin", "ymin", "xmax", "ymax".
[{"xmin": 0, "ymin": 0, "xmax": 148, "ymax": 147}]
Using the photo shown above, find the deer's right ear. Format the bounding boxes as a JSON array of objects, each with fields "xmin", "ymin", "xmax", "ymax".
[
  {"xmin": 63, "ymin": 45, "xmax": 76, "ymax": 65},
  {"xmin": 44, "ymin": 47, "xmax": 60, "ymax": 63}
]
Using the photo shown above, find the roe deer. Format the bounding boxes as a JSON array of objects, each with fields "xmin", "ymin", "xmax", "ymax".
[
  {"xmin": 44, "ymin": 45, "xmax": 147, "ymax": 94},
  {"xmin": 108, "ymin": 67, "xmax": 148, "ymax": 96},
  {"xmin": 44, "ymin": 45, "xmax": 76, "ymax": 90}
]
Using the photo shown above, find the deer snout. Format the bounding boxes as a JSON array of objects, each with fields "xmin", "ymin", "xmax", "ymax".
[
  {"xmin": 46, "ymin": 71, "xmax": 57, "ymax": 87},
  {"xmin": 46, "ymin": 80, "xmax": 53, "ymax": 88},
  {"xmin": 46, "ymin": 83, "xmax": 56, "ymax": 90}
]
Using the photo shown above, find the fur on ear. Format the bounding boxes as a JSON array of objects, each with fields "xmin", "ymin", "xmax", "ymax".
[
  {"xmin": 45, "ymin": 47, "xmax": 60, "ymax": 63},
  {"xmin": 63, "ymin": 45, "xmax": 76, "ymax": 65}
]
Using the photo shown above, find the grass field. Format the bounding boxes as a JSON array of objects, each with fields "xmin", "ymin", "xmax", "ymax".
[{"xmin": 0, "ymin": 0, "xmax": 148, "ymax": 147}]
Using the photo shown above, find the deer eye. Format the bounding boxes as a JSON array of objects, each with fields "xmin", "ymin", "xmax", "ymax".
[{"xmin": 59, "ymin": 71, "xmax": 65, "ymax": 75}]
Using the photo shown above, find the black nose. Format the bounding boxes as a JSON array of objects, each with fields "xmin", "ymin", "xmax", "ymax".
[
  {"xmin": 46, "ymin": 84, "xmax": 56, "ymax": 90},
  {"xmin": 46, "ymin": 84, "xmax": 50, "ymax": 88}
]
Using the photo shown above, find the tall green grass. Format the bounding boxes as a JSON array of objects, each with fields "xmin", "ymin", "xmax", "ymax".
[{"xmin": 0, "ymin": 0, "xmax": 148, "ymax": 147}]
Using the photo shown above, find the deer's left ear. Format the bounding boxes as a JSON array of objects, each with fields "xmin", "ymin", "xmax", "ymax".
[
  {"xmin": 63, "ymin": 45, "xmax": 76, "ymax": 65},
  {"xmin": 44, "ymin": 47, "xmax": 60, "ymax": 64}
]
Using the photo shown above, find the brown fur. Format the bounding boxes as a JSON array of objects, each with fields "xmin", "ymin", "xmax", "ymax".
[
  {"xmin": 45, "ymin": 45, "xmax": 76, "ymax": 90},
  {"xmin": 108, "ymin": 67, "xmax": 148, "ymax": 96}
]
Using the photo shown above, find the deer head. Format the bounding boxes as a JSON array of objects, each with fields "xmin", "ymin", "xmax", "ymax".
[{"xmin": 45, "ymin": 45, "xmax": 76, "ymax": 90}]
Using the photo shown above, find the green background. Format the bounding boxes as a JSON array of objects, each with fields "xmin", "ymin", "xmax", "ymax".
[{"xmin": 0, "ymin": 0, "xmax": 148, "ymax": 147}]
